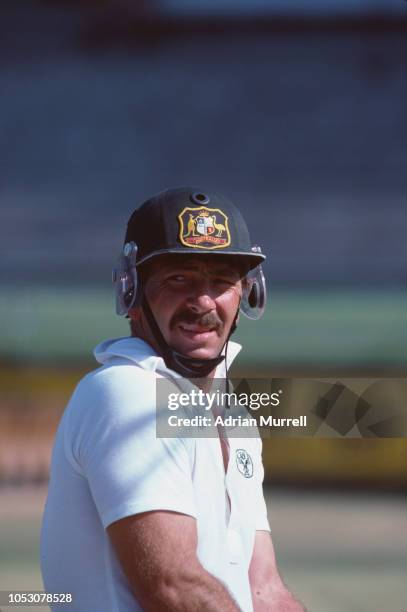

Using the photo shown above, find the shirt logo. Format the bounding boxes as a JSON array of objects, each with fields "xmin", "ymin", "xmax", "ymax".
[
  {"xmin": 178, "ymin": 206, "xmax": 231, "ymax": 250},
  {"xmin": 235, "ymin": 449, "xmax": 253, "ymax": 478}
]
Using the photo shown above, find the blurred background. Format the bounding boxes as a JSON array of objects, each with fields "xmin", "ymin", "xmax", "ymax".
[{"xmin": 1, "ymin": 0, "xmax": 407, "ymax": 610}]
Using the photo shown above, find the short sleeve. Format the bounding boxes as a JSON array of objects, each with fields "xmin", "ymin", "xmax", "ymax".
[{"xmin": 64, "ymin": 366, "xmax": 197, "ymax": 529}]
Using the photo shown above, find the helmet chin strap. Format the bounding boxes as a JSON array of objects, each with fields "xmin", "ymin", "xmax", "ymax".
[{"xmin": 141, "ymin": 295, "xmax": 239, "ymax": 379}]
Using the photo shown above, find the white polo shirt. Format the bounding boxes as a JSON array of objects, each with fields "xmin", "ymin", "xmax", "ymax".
[{"xmin": 40, "ymin": 337, "xmax": 270, "ymax": 612}]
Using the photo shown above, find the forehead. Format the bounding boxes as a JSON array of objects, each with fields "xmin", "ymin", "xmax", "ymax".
[{"xmin": 144, "ymin": 255, "xmax": 242, "ymax": 276}]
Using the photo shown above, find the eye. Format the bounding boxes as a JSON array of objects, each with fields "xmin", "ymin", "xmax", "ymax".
[{"xmin": 167, "ymin": 274, "xmax": 187, "ymax": 283}]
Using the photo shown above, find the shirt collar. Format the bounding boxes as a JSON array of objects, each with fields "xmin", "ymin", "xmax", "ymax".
[{"xmin": 94, "ymin": 336, "xmax": 242, "ymax": 379}]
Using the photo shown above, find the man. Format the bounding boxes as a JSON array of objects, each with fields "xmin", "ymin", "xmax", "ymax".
[{"xmin": 41, "ymin": 187, "xmax": 303, "ymax": 611}]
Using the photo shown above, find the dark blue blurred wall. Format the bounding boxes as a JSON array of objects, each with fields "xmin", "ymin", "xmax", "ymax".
[{"xmin": 1, "ymin": 1, "xmax": 406, "ymax": 288}]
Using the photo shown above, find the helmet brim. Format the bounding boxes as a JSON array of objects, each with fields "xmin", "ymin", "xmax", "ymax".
[{"xmin": 136, "ymin": 248, "xmax": 265, "ymax": 272}]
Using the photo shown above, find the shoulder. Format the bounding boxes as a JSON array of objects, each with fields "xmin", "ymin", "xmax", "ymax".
[
  {"xmin": 64, "ymin": 360, "xmax": 163, "ymax": 435},
  {"xmin": 80, "ymin": 360, "xmax": 157, "ymax": 398},
  {"xmin": 62, "ymin": 361, "xmax": 187, "ymax": 474}
]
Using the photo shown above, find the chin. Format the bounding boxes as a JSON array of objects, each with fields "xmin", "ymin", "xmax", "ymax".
[
  {"xmin": 173, "ymin": 340, "xmax": 223, "ymax": 361},
  {"xmin": 183, "ymin": 348, "xmax": 219, "ymax": 360}
]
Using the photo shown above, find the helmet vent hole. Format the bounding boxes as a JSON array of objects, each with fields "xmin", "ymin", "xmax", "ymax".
[{"xmin": 191, "ymin": 192, "xmax": 210, "ymax": 205}]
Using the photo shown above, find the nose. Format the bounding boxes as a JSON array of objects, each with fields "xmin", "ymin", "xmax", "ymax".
[{"xmin": 185, "ymin": 282, "xmax": 217, "ymax": 314}]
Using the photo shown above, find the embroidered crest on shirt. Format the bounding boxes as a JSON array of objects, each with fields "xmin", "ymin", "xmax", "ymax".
[
  {"xmin": 178, "ymin": 206, "xmax": 231, "ymax": 249},
  {"xmin": 235, "ymin": 449, "xmax": 253, "ymax": 478}
]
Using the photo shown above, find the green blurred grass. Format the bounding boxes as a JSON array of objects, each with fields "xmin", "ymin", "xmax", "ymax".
[
  {"xmin": 0, "ymin": 513, "xmax": 46, "ymax": 612},
  {"xmin": 1, "ymin": 487, "xmax": 407, "ymax": 612},
  {"xmin": 1, "ymin": 287, "xmax": 407, "ymax": 368}
]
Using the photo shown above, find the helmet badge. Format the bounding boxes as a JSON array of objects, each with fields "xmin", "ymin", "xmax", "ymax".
[{"xmin": 178, "ymin": 206, "xmax": 231, "ymax": 249}]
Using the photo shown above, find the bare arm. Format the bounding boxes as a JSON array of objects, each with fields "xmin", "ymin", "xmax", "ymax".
[
  {"xmin": 107, "ymin": 510, "xmax": 241, "ymax": 612},
  {"xmin": 249, "ymin": 531, "xmax": 305, "ymax": 612}
]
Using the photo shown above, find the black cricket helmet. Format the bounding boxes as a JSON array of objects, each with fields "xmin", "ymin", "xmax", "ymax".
[{"xmin": 113, "ymin": 187, "xmax": 267, "ymax": 320}]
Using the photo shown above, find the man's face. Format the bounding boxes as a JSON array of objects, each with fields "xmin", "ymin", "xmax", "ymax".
[{"xmin": 140, "ymin": 255, "xmax": 243, "ymax": 360}]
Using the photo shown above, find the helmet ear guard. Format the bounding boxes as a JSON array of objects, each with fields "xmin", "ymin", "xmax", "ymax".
[
  {"xmin": 112, "ymin": 242, "xmax": 139, "ymax": 315},
  {"xmin": 240, "ymin": 256, "xmax": 267, "ymax": 320}
]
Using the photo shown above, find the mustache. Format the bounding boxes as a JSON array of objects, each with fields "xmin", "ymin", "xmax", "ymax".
[{"xmin": 171, "ymin": 309, "xmax": 224, "ymax": 332}]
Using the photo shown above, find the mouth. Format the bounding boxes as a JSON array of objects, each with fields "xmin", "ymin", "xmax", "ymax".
[{"xmin": 178, "ymin": 323, "xmax": 218, "ymax": 340}]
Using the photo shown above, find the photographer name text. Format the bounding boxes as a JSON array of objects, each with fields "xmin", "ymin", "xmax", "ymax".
[{"xmin": 168, "ymin": 415, "xmax": 307, "ymax": 428}]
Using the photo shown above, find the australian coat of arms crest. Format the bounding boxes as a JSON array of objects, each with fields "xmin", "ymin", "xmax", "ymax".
[{"xmin": 178, "ymin": 206, "xmax": 231, "ymax": 249}]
